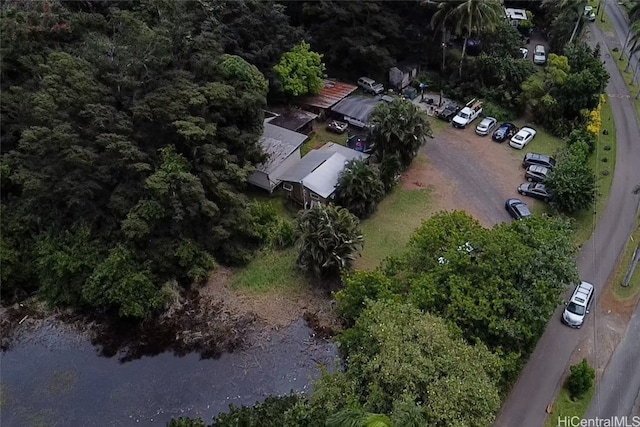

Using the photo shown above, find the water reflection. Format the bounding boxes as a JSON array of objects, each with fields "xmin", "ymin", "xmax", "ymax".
[{"xmin": 0, "ymin": 319, "xmax": 339, "ymax": 426}]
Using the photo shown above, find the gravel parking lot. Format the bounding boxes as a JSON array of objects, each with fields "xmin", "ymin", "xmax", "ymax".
[{"xmin": 406, "ymin": 116, "xmax": 538, "ymax": 227}]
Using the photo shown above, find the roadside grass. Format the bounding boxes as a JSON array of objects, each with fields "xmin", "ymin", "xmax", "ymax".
[
  {"xmin": 356, "ymin": 163, "xmax": 434, "ymax": 271},
  {"xmin": 612, "ymin": 46, "xmax": 640, "ymax": 121},
  {"xmin": 301, "ymin": 125, "xmax": 348, "ymax": 156},
  {"xmin": 231, "ymin": 246, "xmax": 307, "ymax": 293},
  {"xmin": 592, "ymin": 0, "xmax": 615, "ymax": 34},
  {"xmin": 544, "ymin": 386, "xmax": 595, "ymax": 427},
  {"xmin": 612, "ymin": 217, "xmax": 640, "ymax": 300}
]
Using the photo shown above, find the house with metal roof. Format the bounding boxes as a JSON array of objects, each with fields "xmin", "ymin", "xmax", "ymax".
[
  {"xmin": 247, "ymin": 122, "xmax": 308, "ymax": 193},
  {"xmin": 278, "ymin": 142, "xmax": 370, "ymax": 208}
]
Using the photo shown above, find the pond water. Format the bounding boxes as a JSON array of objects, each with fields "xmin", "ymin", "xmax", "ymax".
[{"xmin": 0, "ymin": 319, "xmax": 339, "ymax": 426}]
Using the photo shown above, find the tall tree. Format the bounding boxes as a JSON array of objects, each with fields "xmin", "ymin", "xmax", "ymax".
[
  {"xmin": 274, "ymin": 41, "xmax": 326, "ymax": 97},
  {"xmin": 431, "ymin": 0, "xmax": 505, "ymax": 77}
]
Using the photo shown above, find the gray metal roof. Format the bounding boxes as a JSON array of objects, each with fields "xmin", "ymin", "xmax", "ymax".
[
  {"xmin": 302, "ymin": 153, "xmax": 349, "ymax": 198},
  {"xmin": 257, "ymin": 123, "xmax": 308, "ymax": 174},
  {"xmin": 276, "ymin": 150, "xmax": 334, "ymax": 183},
  {"xmin": 331, "ymin": 96, "xmax": 386, "ymax": 123}
]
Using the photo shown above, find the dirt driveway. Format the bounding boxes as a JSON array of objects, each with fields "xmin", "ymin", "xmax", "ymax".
[{"xmin": 409, "ymin": 117, "xmax": 535, "ymax": 227}]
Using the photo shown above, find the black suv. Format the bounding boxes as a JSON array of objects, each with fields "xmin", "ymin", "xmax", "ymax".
[{"xmin": 522, "ymin": 153, "xmax": 556, "ymax": 169}]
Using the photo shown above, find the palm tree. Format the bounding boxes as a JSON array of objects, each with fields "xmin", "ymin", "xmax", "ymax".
[
  {"xmin": 294, "ymin": 204, "xmax": 363, "ymax": 279},
  {"xmin": 334, "ymin": 160, "xmax": 385, "ymax": 219},
  {"xmin": 430, "ymin": 0, "xmax": 505, "ymax": 77},
  {"xmin": 370, "ymin": 99, "xmax": 432, "ymax": 171}
]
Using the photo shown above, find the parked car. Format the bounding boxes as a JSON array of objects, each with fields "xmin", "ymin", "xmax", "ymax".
[
  {"xmin": 525, "ymin": 165, "xmax": 550, "ymax": 183},
  {"xmin": 492, "ymin": 122, "xmax": 518, "ymax": 143},
  {"xmin": 509, "ymin": 127, "xmax": 537, "ymax": 149},
  {"xmin": 452, "ymin": 98, "xmax": 483, "ymax": 129},
  {"xmin": 522, "ymin": 153, "xmax": 556, "ymax": 169},
  {"xmin": 436, "ymin": 103, "xmax": 461, "ymax": 122},
  {"xmin": 327, "ymin": 120, "xmax": 348, "ymax": 134},
  {"xmin": 584, "ymin": 5, "xmax": 596, "ymax": 21},
  {"xmin": 347, "ymin": 134, "xmax": 374, "ymax": 154},
  {"xmin": 533, "ymin": 45, "xmax": 546, "ymax": 65},
  {"xmin": 475, "ymin": 116, "xmax": 497, "ymax": 136},
  {"xmin": 518, "ymin": 182, "xmax": 553, "ymax": 202},
  {"xmin": 562, "ymin": 281, "xmax": 595, "ymax": 328},
  {"xmin": 505, "ymin": 198, "xmax": 532, "ymax": 220},
  {"xmin": 357, "ymin": 76, "xmax": 385, "ymax": 95}
]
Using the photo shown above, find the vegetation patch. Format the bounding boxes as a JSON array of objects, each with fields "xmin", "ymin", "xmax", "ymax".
[
  {"xmin": 544, "ymin": 386, "xmax": 595, "ymax": 427},
  {"xmin": 355, "ymin": 186, "xmax": 433, "ymax": 271},
  {"xmin": 231, "ymin": 247, "xmax": 305, "ymax": 293},
  {"xmin": 611, "ymin": 43, "xmax": 640, "ymax": 122},
  {"xmin": 573, "ymin": 95, "xmax": 617, "ymax": 246}
]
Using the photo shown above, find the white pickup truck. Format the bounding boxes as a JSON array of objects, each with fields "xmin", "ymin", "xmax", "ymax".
[{"xmin": 452, "ymin": 99, "xmax": 483, "ymax": 129}]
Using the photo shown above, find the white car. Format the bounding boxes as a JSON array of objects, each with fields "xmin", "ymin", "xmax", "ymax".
[
  {"xmin": 584, "ymin": 5, "xmax": 596, "ymax": 22},
  {"xmin": 533, "ymin": 45, "xmax": 546, "ymax": 65},
  {"xmin": 475, "ymin": 117, "xmax": 497, "ymax": 136},
  {"xmin": 509, "ymin": 127, "xmax": 537, "ymax": 149}
]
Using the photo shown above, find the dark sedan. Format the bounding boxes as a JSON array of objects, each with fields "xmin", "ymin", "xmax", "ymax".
[
  {"xmin": 518, "ymin": 182, "xmax": 553, "ymax": 202},
  {"xmin": 525, "ymin": 165, "xmax": 550, "ymax": 183},
  {"xmin": 522, "ymin": 152, "xmax": 556, "ymax": 169},
  {"xmin": 492, "ymin": 122, "xmax": 518, "ymax": 143},
  {"xmin": 505, "ymin": 198, "xmax": 532, "ymax": 220}
]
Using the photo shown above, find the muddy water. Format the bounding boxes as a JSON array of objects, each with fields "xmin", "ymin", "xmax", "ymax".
[{"xmin": 0, "ymin": 319, "xmax": 339, "ymax": 426}]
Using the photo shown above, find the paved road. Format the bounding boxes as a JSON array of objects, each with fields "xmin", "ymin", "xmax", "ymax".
[
  {"xmin": 586, "ymin": 2, "xmax": 640, "ymax": 420},
  {"xmin": 586, "ymin": 306, "xmax": 640, "ymax": 419},
  {"xmin": 495, "ymin": 6, "xmax": 640, "ymax": 427}
]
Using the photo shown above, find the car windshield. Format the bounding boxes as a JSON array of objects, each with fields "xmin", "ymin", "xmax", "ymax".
[
  {"xmin": 459, "ymin": 112, "xmax": 469, "ymax": 119},
  {"xmin": 515, "ymin": 135, "xmax": 523, "ymax": 141},
  {"xmin": 567, "ymin": 302, "xmax": 586, "ymax": 315}
]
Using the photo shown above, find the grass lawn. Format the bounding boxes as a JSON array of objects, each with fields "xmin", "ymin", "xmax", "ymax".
[
  {"xmin": 301, "ymin": 125, "xmax": 348, "ymax": 156},
  {"xmin": 544, "ymin": 386, "xmax": 595, "ymax": 427},
  {"xmin": 356, "ymin": 176, "xmax": 433, "ymax": 271},
  {"xmin": 429, "ymin": 116, "xmax": 452, "ymax": 134},
  {"xmin": 231, "ymin": 246, "xmax": 307, "ymax": 293},
  {"xmin": 612, "ymin": 217, "xmax": 640, "ymax": 300}
]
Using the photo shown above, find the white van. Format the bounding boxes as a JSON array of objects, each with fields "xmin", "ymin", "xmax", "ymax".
[
  {"xmin": 562, "ymin": 281, "xmax": 594, "ymax": 328},
  {"xmin": 533, "ymin": 45, "xmax": 546, "ymax": 65}
]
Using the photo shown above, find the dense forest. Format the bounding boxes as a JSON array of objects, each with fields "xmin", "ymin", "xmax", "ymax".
[{"xmin": 0, "ymin": 0, "xmax": 533, "ymax": 317}]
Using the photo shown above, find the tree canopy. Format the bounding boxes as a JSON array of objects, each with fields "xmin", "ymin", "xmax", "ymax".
[
  {"xmin": 1, "ymin": 1, "xmax": 279, "ymax": 317},
  {"xmin": 274, "ymin": 41, "xmax": 326, "ymax": 97}
]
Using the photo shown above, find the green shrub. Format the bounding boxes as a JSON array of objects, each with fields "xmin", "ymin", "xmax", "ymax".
[
  {"xmin": 481, "ymin": 101, "xmax": 514, "ymax": 122},
  {"xmin": 566, "ymin": 359, "xmax": 595, "ymax": 399},
  {"xmin": 270, "ymin": 218, "xmax": 296, "ymax": 249}
]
